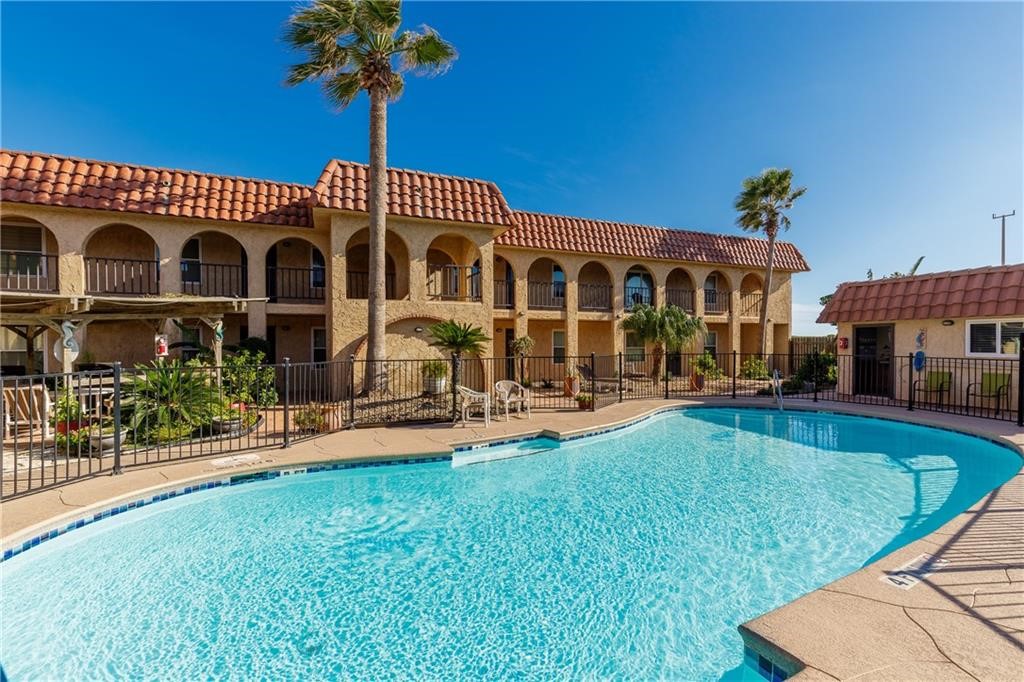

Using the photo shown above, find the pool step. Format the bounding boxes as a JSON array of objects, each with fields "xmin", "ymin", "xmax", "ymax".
[{"xmin": 452, "ymin": 437, "xmax": 561, "ymax": 467}]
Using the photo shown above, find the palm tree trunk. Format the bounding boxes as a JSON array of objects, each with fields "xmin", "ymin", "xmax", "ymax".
[
  {"xmin": 651, "ymin": 342, "xmax": 664, "ymax": 381},
  {"xmin": 758, "ymin": 228, "xmax": 777, "ymax": 357},
  {"xmin": 364, "ymin": 84, "xmax": 389, "ymax": 394}
]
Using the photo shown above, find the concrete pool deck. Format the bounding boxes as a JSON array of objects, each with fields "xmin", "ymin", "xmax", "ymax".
[{"xmin": 2, "ymin": 399, "xmax": 1022, "ymax": 680}]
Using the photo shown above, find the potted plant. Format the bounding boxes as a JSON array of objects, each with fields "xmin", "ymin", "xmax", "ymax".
[
  {"xmin": 52, "ymin": 391, "xmax": 87, "ymax": 434},
  {"xmin": 211, "ymin": 404, "xmax": 246, "ymax": 434},
  {"xmin": 691, "ymin": 351, "xmax": 721, "ymax": 391},
  {"xmin": 511, "ymin": 335, "xmax": 535, "ymax": 384},
  {"xmin": 575, "ymin": 392, "xmax": 594, "ymax": 410},
  {"xmin": 564, "ymin": 366, "xmax": 581, "ymax": 397},
  {"xmin": 421, "ymin": 360, "xmax": 449, "ymax": 395},
  {"xmin": 88, "ymin": 419, "xmax": 128, "ymax": 454},
  {"xmin": 293, "ymin": 403, "xmax": 327, "ymax": 434}
]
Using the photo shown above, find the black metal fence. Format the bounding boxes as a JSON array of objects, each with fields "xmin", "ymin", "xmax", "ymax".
[{"xmin": 3, "ymin": 346, "xmax": 1020, "ymax": 499}]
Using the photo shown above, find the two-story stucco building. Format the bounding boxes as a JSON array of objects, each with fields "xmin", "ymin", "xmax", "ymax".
[{"xmin": 0, "ymin": 150, "xmax": 809, "ymax": 376}]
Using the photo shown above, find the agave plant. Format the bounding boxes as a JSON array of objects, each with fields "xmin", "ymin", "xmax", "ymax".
[{"xmin": 122, "ymin": 358, "xmax": 222, "ymax": 442}]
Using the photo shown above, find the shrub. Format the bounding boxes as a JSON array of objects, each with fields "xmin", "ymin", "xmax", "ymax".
[
  {"xmin": 52, "ymin": 391, "xmax": 84, "ymax": 426},
  {"xmin": 222, "ymin": 350, "xmax": 278, "ymax": 407},
  {"xmin": 294, "ymin": 404, "xmax": 327, "ymax": 433},
  {"xmin": 420, "ymin": 360, "xmax": 448, "ymax": 379},
  {"xmin": 740, "ymin": 357, "xmax": 770, "ymax": 380},
  {"xmin": 794, "ymin": 352, "xmax": 837, "ymax": 387},
  {"xmin": 54, "ymin": 428, "xmax": 87, "ymax": 451},
  {"xmin": 694, "ymin": 352, "xmax": 723, "ymax": 379},
  {"xmin": 123, "ymin": 358, "xmax": 221, "ymax": 440}
]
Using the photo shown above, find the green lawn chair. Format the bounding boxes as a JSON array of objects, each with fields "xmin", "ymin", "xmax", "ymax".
[
  {"xmin": 966, "ymin": 372, "xmax": 1011, "ymax": 417},
  {"xmin": 913, "ymin": 370, "xmax": 951, "ymax": 408}
]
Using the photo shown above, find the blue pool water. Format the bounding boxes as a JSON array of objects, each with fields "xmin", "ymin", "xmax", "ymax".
[{"xmin": 2, "ymin": 408, "xmax": 1020, "ymax": 680}]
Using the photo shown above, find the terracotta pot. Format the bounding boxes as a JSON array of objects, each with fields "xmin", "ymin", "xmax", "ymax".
[
  {"xmin": 690, "ymin": 373, "xmax": 705, "ymax": 391},
  {"xmin": 56, "ymin": 420, "xmax": 88, "ymax": 434},
  {"xmin": 563, "ymin": 376, "xmax": 581, "ymax": 397}
]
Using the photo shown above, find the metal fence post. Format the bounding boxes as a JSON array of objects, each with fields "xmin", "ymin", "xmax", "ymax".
[
  {"xmin": 1017, "ymin": 333, "xmax": 1023, "ymax": 427},
  {"xmin": 907, "ymin": 353, "xmax": 914, "ymax": 412},
  {"xmin": 348, "ymin": 354, "xmax": 356, "ymax": 429},
  {"xmin": 590, "ymin": 352, "xmax": 596, "ymax": 411},
  {"xmin": 813, "ymin": 350, "xmax": 819, "ymax": 403},
  {"xmin": 618, "ymin": 352, "xmax": 624, "ymax": 403},
  {"xmin": 112, "ymin": 361, "xmax": 123, "ymax": 475},
  {"xmin": 732, "ymin": 351, "xmax": 737, "ymax": 399},
  {"xmin": 283, "ymin": 357, "xmax": 291, "ymax": 447},
  {"xmin": 451, "ymin": 353, "xmax": 459, "ymax": 422},
  {"xmin": 664, "ymin": 351, "xmax": 670, "ymax": 400}
]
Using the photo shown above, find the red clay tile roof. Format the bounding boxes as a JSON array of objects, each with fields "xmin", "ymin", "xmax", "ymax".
[
  {"xmin": 0, "ymin": 150, "xmax": 314, "ymax": 226},
  {"xmin": 313, "ymin": 159, "xmax": 514, "ymax": 227},
  {"xmin": 818, "ymin": 264, "xmax": 1024, "ymax": 323},
  {"xmin": 497, "ymin": 210, "xmax": 810, "ymax": 271}
]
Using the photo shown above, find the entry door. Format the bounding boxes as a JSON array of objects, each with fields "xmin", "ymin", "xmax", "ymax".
[{"xmin": 854, "ymin": 325, "xmax": 894, "ymax": 396}]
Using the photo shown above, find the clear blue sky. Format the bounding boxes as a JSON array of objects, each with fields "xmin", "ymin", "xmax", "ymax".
[{"xmin": 3, "ymin": 2, "xmax": 1021, "ymax": 333}]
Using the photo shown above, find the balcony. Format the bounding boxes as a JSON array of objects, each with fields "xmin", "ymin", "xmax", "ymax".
[
  {"xmin": 738, "ymin": 291, "xmax": 763, "ymax": 317},
  {"xmin": 624, "ymin": 286, "xmax": 654, "ymax": 309},
  {"xmin": 346, "ymin": 271, "xmax": 397, "ymax": 300},
  {"xmin": 578, "ymin": 283, "xmax": 612, "ymax": 311},
  {"xmin": 704, "ymin": 288, "xmax": 730, "ymax": 314},
  {"xmin": 528, "ymin": 281, "xmax": 566, "ymax": 310},
  {"xmin": 494, "ymin": 279, "xmax": 514, "ymax": 308},
  {"xmin": 665, "ymin": 288, "xmax": 695, "ymax": 313},
  {"xmin": 85, "ymin": 257, "xmax": 160, "ymax": 296},
  {"xmin": 267, "ymin": 266, "xmax": 326, "ymax": 303},
  {"xmin": 1, "ymin": 251, "xmax": 58, "ymax": 292},
  {"xmin": 427, "ymin": 265, "xmax": 481, "ymax": 302},
  {"xmin": 181, "ymin": 262, "xmax": 248, "ymax": 298}
]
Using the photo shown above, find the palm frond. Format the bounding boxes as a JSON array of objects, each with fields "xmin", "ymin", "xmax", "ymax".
[
  {"xmin": 356, "ymin": 0, "xmax": 401, "ymax": 31},
  {"xmin": 322, "ymin": 71, "xmax": 363, "ymax": 110},
  {"xmin": 398, "ymin": 26, "xmax": 457, "ymax": 75}
]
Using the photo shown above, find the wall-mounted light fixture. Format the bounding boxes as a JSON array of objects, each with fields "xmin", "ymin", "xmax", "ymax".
[
  {"xmin": 282, "ymin": 241, "xmax": 291, "ymax": 248},
  {"xmin": 942, "ymin": 320, "xmax": 955, "ymax": 327},
  {"xmin": 414, "ymin": 326, "xmax": 424, "ymax": 333}
]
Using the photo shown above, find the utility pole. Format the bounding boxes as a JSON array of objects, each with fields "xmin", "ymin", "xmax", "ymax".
[{"xmin": 992, "ymin": 210, "xmax": 1016, "ymax": 265}]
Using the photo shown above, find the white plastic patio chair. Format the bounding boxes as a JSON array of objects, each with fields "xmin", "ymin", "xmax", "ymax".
[
  {"xmin": 456, "ymin": 385, "xmax": 491, "ymax": 427},
  {"xmin": 494, "ymin": 380, "xmax": 531, "ymax": 421}
]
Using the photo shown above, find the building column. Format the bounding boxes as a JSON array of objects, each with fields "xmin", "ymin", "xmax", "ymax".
[
  {"xmin": 247, "ymin": 245, "xmax": 268, "ymax": 342},
  {"xmin": 564, "ymin": 280, "xmax": 579, "ymax": 360},
  {"xmin": 728, "ymin": 290, "xmax": 742, "ymax": 358}
]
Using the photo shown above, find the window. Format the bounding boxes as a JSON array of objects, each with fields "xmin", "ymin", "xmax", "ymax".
[
  {"xmin": 703, "ymin": 331, "xmax": 718, "ymax": 355},
  {"xmin": 310, "ymin": 249, "xmax": 326, "ymax": 288},
  {"xmin": 552, "ymin": 264, "xmax": 565, "ymax": 299},
  {"xmin": 181, "ymin": 238, "xmax": 201, "ymax": 284},
  {"xmin": 312, "ymin": 328, "xmax": 328, "ymax": 363},
  {"xmin": 968, "ymin": 319, "xmax": 1023, "ymax": 356},
  {"xmin": 552, "ymin": 330, "xmax": 566, "ymax": 364},
  {"xmin": 625, "ymin": 331, "xmax": 645, "ymax": 362},
  {"xmin": 180, "ymin": 327, "xmax": 203, "ymax": 361}
]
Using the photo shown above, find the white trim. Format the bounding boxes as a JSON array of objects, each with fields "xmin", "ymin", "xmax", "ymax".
[{"xmin": 965, "ymin": 318, "xmax": 1024, "ymax": 358}]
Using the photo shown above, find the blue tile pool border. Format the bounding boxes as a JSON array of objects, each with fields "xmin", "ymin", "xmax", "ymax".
[{"xmin": 5, "ymin": 403, "xmax": 1020, "ymax": 564}]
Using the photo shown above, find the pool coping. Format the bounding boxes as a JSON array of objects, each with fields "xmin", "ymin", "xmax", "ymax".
[{"xmin": 2, "ymin": 400, "xmax": 1022, "ymax": 680}]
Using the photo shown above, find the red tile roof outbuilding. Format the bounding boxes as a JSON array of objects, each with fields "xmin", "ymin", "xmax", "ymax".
[{"xmin": 817, "ymin": 264, "xmax": 1024, "ymax": 323}]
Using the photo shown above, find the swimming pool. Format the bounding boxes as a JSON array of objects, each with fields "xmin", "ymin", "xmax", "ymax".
[{"xmin": 2, "ymin": 408, "xmax": 1020, "ymax": 680}]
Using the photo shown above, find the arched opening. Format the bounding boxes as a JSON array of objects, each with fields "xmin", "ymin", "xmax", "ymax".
[
  {"xmin": 624, "ymin": 265, "xmax": 655, "ymax": 309},
  {"xmin": 180, "ymin": 230, "xmax": 248, "ymax": 297},
  {"xmin": 266, "ymin": 238, "xmax": 325, "ymax": 303},
  {"xmin": 578, "ymin": 261, "xmax": 613, "ymax": 311},
  {"xmin": 704, "ymin": 270, "xmax": 730, "ymax": 314},
  {"xmin": 345, "ymin": 228, "xmax": 409, "ymax": 300},
  {"xmin": 426, "ymin": 234, "xmax": 482, "ymax": 302},
  {"xmin": 527, "ymin": 256, "xmax": 566, "ymax": 310},
  {"xmin": 665, "ymin": 268, "xmax": 696, "ymax": 312},
  {"xmin": 84, "ymin": 223, "xmax": 159, "ymax": 295},
  {"xmin": 493, "ymin": 256, "xmax": 515, "ymax": 308},
  {"xmin": 739, "ymin": 273, "xmax": 764, "ymax": 317},
  {"xmin": 1, "ymin": 216, "xmax": 59, "ymax": 293}
]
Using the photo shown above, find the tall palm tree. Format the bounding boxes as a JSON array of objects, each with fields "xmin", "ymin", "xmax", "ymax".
[
  {"xmin": 284, "ymin": 0, "xmax": 456, "ymax": 392},
  {"xmin": 620, "ymin": 304, "xmax": 706, "ymax": 381},
  {"xmin": 734, "ymin": 168, "xmax": 806, "ymax": 357}
]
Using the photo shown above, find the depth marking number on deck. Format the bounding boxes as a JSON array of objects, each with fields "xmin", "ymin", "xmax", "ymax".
[{"xmin": 880, "ymin": 553, "xmax": 950, "ymax": 590}]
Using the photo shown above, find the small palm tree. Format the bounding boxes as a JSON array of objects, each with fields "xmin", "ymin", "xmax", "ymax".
[
  {"xmin": 428, "ymin": 321, "xmax": 490, "ymax": 387},
  {"xmin": 284, "ymin": 0, "xmax": 456, "ymax": 392},
  {"xmin": 620, "ymin": 304, "xmax": 706, "ymax": 381},
  {"xmin": 734, "ymin": 168, "xmax": 806, "ymax": 357}
]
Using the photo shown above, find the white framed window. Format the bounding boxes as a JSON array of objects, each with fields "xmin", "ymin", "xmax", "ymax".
[
  {"xmin": 310, "ymin": 248, "xmax": 326, "ymax": 289},
  {"xmin": 552, "ymin": 330, "xmax": 566, "ymax": 364},
  {"xmin": 312, "ymin": 327, "xmax": 328, "ymax": 363},
  {"xmin": 625, "ymin": 331, "xmax": 645, "ymax": 362},
  {"xmin": 181, "ymin": 326, "xmax": 203, "ymax": 361},
  {"xmin": 181, "ymin": 237, "xmax": 201, "ymax": 284},
  {"xmin": 966, "ymin": 319, "xmax": 1023, "ymax": 357},
  {"xmin": 703, "ymin": 331, "xmax": 718, "ymax": 355}
]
